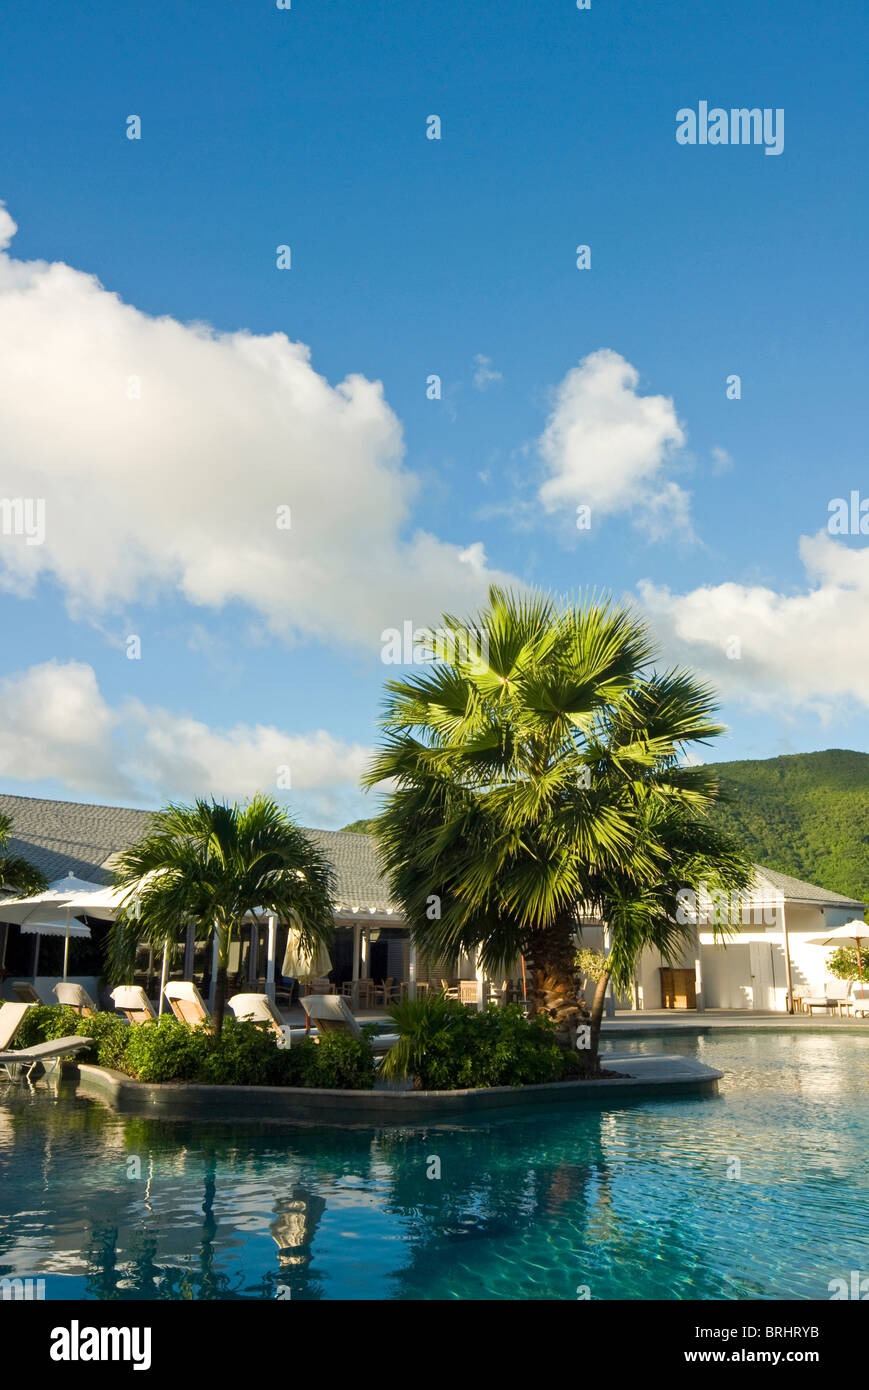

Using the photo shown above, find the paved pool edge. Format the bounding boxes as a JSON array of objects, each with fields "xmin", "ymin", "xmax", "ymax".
[{"xmin": 73, "ymin": 1055, "xmax": 721, "ymax": 1124}]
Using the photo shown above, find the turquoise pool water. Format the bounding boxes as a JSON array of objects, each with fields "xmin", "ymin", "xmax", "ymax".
[{"xmin": 1, "ymin": 1030, "xmax": 868, "ymax": 1300}]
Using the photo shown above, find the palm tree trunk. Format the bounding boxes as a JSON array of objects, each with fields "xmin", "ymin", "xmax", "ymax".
[
  {"xmin": 525, "ymin": 913, "xmax": 587, "ymax": 1051},
  {"xmin": 212, "ymin": 924, "xmax": 230, "ymax": 1036},
  {"xmin": 584, "ymin": 969, "xmax": 611, "ymax": 1076}
]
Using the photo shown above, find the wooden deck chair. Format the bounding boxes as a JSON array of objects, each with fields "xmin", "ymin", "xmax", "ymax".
[
  {"xmin": 0, "ymin": 1001, "xmax": 33, "ymax": 1051},
  {"xmin": 227, "ymin": 993, "xmax": 308, "ymax": 1047},
  {"xmin": 163, "ymin": 980, "xmax": 211, "ymax": 1026},
  {"xmin": 301, "ymin": 994, "xmax": 399, "ymax": 1055},
  {"xmin": 53, "ymin": 982, "xmax": 98, "ymax": 1016},
  {"xmin": 110, "ymin": 985, "xmax": 158, "ymax": 1024}
]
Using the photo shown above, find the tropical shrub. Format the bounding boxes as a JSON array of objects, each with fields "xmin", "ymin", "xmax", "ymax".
[
  {"xmin": 14, "ymin": 1004, "xmax": 131, "ymax": 1070},
  {"xmin": 826, "ymin": 945, "xmax": 869, "ymax": 982},
  {"xmin": 293, "ymin": 1031, "xmax": 376, "ymax": 1090},
  {"xmin": 123, "ymin": 1017, "xmax": 212, "ymax": 1082},
  {"xmin": 380, "ymin": 996, "xmax": 569, "ymax": 1090},
  {"xmin": 11, "ymin": 1006, "xmax": 376, "ymax": 1088}
]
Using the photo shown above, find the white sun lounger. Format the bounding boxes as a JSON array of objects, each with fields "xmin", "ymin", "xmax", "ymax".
[
  {"xmin": 301, "ymin": 994, "xmax": 399, "ymax": 1055},
  {"xmin": 163, "ymin": 980, "xmax": 211, "ymax": 1026},
  {"xmin": 12, "ymin": 982, "xmax": 41, "ymax": 1004},
  {"xmin": 110, "ymin": 985, "xmax": 158, "ymax": 1024},
  {"xmin": 227, "ymin": 993, "xmax": 309, "ymax": 1047},
  {"xmin": 53, "ymin": 982, "xmax": 98, "ymax": 1015},
  {"xmin": 0, "ymin": 1035, "xmax": 92, "ymax": 1083},
  {"xmin": 0, "ymin": 1001, "xmax": 33, "ymax": 1051}
]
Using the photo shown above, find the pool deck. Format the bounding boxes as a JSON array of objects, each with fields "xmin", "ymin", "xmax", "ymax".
[
  {"xmin": 72, "ymin": 1052, "xmax": 722, "ymax": 1125},
  {"xmin": 599, "ymin": 1008, "xmax": 869, "ymax": 1036}
]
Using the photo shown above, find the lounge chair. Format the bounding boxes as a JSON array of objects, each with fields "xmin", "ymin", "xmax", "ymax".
[
  {"xmin": 53, "ymin": 982, "xmax": 98, "ymax": 1016},
  {"xmin": 227, "ymin": 992, "xmax": 309, "ymax": 1047},
  {"xmin": 0, "ymin": 1035, "xmax": 92, "ymax": 1083},
  {"xmin": 12, "ymin": 982, "xmax": 41, "ymax": 1004},
  {"xmin": 301, "ymin": 994, "xmax": 399, "ymax": 1055},
  {"xmin": 793, "ymin": 986, "xmax": 834, "ymax": 1015},
  {"xmin": 110, "ymin": 985, "xmax": 157, "ymax": 1024},
  {"xmin": 163, "ymin": 980, "xmax": 211, "ymax": 1026},
  {"xmin": 0, "ymin": 1001, "xmax": 33, "ymax": 1051},
  {"xmin": 849, "ymin": 986, "xmax": 869, "ymax": 1018}
]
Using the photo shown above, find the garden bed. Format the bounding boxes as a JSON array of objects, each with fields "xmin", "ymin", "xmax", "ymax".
[{"xmin": 72, "ymin": 1054, "xmax": 722, "ymax": 1125}]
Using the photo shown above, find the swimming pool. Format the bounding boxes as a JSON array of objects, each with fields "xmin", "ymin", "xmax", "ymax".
[{"xmin": 1, "ymin": 1030, "xmax": 867, "ymax": 1300}]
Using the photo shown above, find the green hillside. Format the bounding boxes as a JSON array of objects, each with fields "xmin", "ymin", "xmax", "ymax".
[
  {"xmin": 707, "ymin": 749, "xmax": 869, "ymax": 905},
  {"xmin": 344, "ymin": 750, "xmax": 869, "ymax": 905},
  {"xmin": 340, "ymin": 818, "xmax": 378, "ymax": 834}
]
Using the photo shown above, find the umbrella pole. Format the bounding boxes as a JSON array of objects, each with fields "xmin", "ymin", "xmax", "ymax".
[
  {"xmin": 62, "ymin": 906, "xmax": 71, "ymax": 980},
  {"xmin": 857, "ymin": 937, "xmax": 865, "ymax": 994},
  {"xmin": 159, "ymin": 941, "xmax": 169, "ymax": 1018}
]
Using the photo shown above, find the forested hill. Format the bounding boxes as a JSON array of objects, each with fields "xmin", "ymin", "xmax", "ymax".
[
  {"xmin": 341, "ymin": 749, "xmax": 869, "ymax": 906},
  {"xmin": 707, "ymin": 749, "xmax": 869, "ymax": 904}
]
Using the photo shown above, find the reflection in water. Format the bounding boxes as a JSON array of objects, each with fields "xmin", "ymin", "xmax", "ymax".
[{"xmin": 1, "ymin": 1030, "xmax": 868, "ymax": 1300}]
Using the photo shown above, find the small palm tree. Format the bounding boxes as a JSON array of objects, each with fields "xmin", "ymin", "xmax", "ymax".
[
  {"xmin": 0, "ymin": 812, "xmax": 47, "ymax": 897},
  {"xmin": 110, "ymin": 796, "xmax": 336, "ymax": 1034},
  {"xmin": 364, "ymin": 585, "xmax": 753, "ymax": 1071}
]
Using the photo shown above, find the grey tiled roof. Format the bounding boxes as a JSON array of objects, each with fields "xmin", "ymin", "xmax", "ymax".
[
  {"xmin": 753, "ymin": 865, "xmax": 865, "ymax": 911},
  {"xmin": 0, "ymin": 793, "xmax": 396, "ymax": 912},
  {"xmin": 0, "ymin": 792, "xmax": 863, "ymax": 917}
]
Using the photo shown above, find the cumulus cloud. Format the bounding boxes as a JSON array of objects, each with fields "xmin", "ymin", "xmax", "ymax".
[
  {"xmin": 0, "ymin": 659, "xmax": 127, "ymax": 795},
  {"xmin": 472, "ymin": 354, "xmax": 502, "ymax": 390},
  {"xmin": 638, "ymin": 532, "xmax": 869, "ymax": 714},
  {"xmin": 0, "ymin": 201, "xmax": 514, "ymax": 648},
  {"xmin": 0, "ymin": 659, "xmax": 374, "ymax": 822},
  {"xmin": 538, "ymin": 349, "xmax": 690, "ymax": 535}
]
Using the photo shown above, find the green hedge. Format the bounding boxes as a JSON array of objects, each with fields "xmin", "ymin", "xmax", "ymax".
[
  {"xmin": 381, "ymin": 997, "xmax": 576, "ymax": 1089},
  {"xmin": 13, "ymin": 1006, "xmax": 375, "ymax": 1089}
]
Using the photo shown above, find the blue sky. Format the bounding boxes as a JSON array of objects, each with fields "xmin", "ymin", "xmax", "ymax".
[{"xmin": 0, "ymin": 0, "xmax": 867, "ymax": 826}]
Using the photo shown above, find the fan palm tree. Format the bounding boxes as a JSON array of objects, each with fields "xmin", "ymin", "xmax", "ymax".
[
  {"xmin": 0, "ymin": 812, "xmax": 47, "ymax": 897},
  {"xmin": 110, "ymin": 796, "xmax": 336, "ymax": 1034},
  {"xmin": 363, "ymin": 585, "xmax": 754, "ymax": 1071}
]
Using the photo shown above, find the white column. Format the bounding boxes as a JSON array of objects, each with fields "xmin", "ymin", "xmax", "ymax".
[
  {"xmin": 351, "ymin": 922, "xmax": 361, "ymax": 1010},
  {"xmin": 781, "ymin": 897, "xmax": 795, "ymax": 1014},
  {"xmin": 360, "ymin": 928, "xmax": 369, "ymax": 978},
  {"xmin": 208, "ymin": 933, "xmax": 220, "ymax": 1010},
  {"xmin": 248, "ymin": 922, "xmax": 258, "ymax": 984},
  {"xmin": 694, "ymin": 935, "xmax": 705, "ymax": 1013},
  {"xmin": 266, "ymin": 914, "xmax": 277, "ymax": 1002},
  {"xmin": 408, "ymin": 939, "xmax": 418, "ymax": 1001},
  {"xmin": 475, "ymin": 947, "xmax": 485, "ymax": 1012}
]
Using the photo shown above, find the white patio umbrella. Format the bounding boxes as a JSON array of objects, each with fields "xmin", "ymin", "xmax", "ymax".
[
  {"xmin": 806, "ymin": 919, "xmax": 869, "ymax": 995},
  {"xmin": 18, "ymin": 914, "xmax": 91, "ymax": 980},
  {"xmin": 0, "ymin": 873, "xmax": 121, "ymax": 980},
  {"xmin": 281, "ymin": 924, "xmax": 333, "ymax": 981}
]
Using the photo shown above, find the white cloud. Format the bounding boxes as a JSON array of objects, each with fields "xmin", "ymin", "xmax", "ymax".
[
  {"xmin": 0, "ymin": 660, "xmax": 128, "ymax": 795},
  {"xmin": 711, "ymin": 446, "xmax": 733, "ymax": 474},
  {"xmin": 472, "ymin": 354, "xmax": 502, "ymax": 390},
  {"xmin": 0, "ymin": 659, "xmax": 374, "ymax": 822},
  {"xmin": 638, "ymin": 532, "xmax": 869, "ymax": 714},
  {"xmin": 538, "ymin": 349, "xmax": 690, "ymax": 535},
  {"xmin": 0, "ymin": 201, "xmax": 514, "ymax": 648}
]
